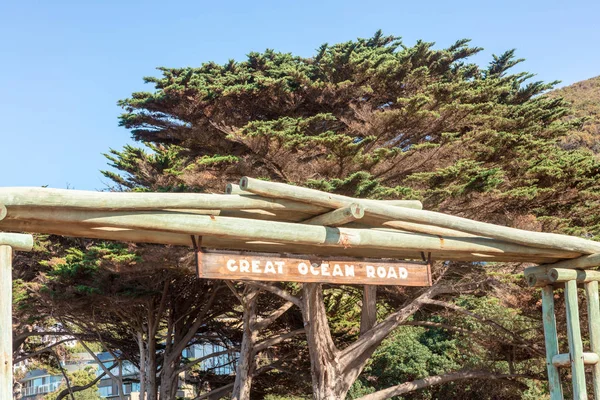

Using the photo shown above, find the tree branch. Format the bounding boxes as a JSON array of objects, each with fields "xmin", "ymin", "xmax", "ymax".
[
  {"xmin": 175, "ymin": 348, "xmax": 239, "ymax": 375},
  {"xmin": 54, "ymin": 363, "xmax": 118, "ymax": 400},
  {"xmin": 419, "ymin": 298, "xmax": 545, "ymax": 356},
  {"xmin": 253, "ymin": 329, "xmax": 305, "ymax": 353},
  {"xmin": 247, "ymin": 282, "xmax": 301, "ymax": 308},
  {"xmin": 355, "ymin": 370, "xmax": 537, "ymax": 400},
  {"xmin": 14, "ymin": 338, "xmax": 77, "ymax": 364},
  {"xmin": 253, "ymin": 301, "xmax": 295, "ymax": 331}
]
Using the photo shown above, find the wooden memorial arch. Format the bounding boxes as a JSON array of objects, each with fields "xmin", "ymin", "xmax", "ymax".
[{"xmin": 1, "ymin": 176, "xmax": 600, "ymax": 399}]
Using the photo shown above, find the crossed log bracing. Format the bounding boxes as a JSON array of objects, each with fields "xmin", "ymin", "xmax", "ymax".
[{"xmin": 1, "ymin": 177, "xmax": 599, "ymax": 267}]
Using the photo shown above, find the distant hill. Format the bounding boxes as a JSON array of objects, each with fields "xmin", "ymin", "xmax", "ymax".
[{"xmin": 550, "ymin": 76, "xmax": 600, "ymax": 151}]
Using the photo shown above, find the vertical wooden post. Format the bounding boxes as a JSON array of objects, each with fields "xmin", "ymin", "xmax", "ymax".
[
  {"xmin": 541, "ymin": 285, "xmax": 563, "ymax": 400},
  {"xmin": 565, "ymin": 279, "xmax": 587, "ymax": 399},
  {"xmin": 0, "ymin": 245, "xmax": 13, "ymax": 400},
  {"xmin": 586, "ymin": 280, "xmax": 600, "ymax": 399}
]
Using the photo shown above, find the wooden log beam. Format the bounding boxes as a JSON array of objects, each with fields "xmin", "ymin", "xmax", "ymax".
[
  {"xmin": 524, "ymin": 266, "xmax": 554, "ymax": 287},
  {"xmin": 0, "ymin": 245, "xmax": 12, "ymax": 400},
  {"xmin": 377, "ymin": 219, "xmax": 477, "ymax": 238},
  {"xmin": 0, "ymin": 219, "xmax": 564, "ymax": 264},
  {"xmin": 239, "ymin": 177, "xmax": 423, "ymax": 210},
  {"xmin": 0, "ymin": 232, "xmax": 34, "ymax": 251},
  {"xmin": 542, "ymin": 254, "xmax": 600, "ymax": 270},
  {"xmin": 302, "ymin": 204, "xmax": 364, "ymax": 226},
  {"xmin": 552, "ymin": 352, "xmax": 599, "ymax": 368},
  {"xmin": 0, "ymin": 205, "xmax": 6, "ymax": 221},
  {"xmin": 549, "ymin": 268, "xmax": 600, "ymax": 283},
  {"xmin": 239, "ymin": 177, "xmax": 600, "ymax": 255},
  {"xmin": 226, "ymin": 184, "xmax": 253, "ymax": 195},
  {"xmin": 4, "ymin": 208, "xmax": 580, "ymax": 260},
  {"xmin": 0, "ymin": 187, "xmax": 331, "ymax": 214}
]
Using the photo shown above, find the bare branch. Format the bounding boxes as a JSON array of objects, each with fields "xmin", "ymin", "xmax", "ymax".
[
  {"xmin": 253, "ymin": 301, "xmax": 295, "ymax": 331},
  {"xmin": 54, "ymin": 363, "xmax": 118, "ymax": 400},
  {"xmin": 253, "ymin": 329, "xmax": 305, "ymax": 353},
  {"xmin": 79, "ymin": 341, "xmax": 125, "ymax": 400},
  {"xmin": 247, "ymin": 282, "xmax": 301, "ymax": 307},
  {"xmin": 419, "ymin": 298, "xmax": 545, "ymax": 356},
  {"xmin": 14, "ymin": 338, "xmax": 77, "ymax": 364},
  {"xmin": 175, "ymin": 348, "xmax": 239, "ymax": 375},
  {"xmin": 355, "ymin": 370, "xmax": 537, "ymax": 400}
]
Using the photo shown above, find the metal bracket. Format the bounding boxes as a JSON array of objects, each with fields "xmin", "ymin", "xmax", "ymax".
[
  {"xmin": 421, "ymin": 252, "xmax": 433, "ymax": 286},
  {"xmin": 190, "ymin": 235, "xmax": 204, "ymax": 277}
]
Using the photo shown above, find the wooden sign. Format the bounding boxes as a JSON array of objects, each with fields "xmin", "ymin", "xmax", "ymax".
[{"xmin": 196, "ymin": 249, "xmax": 432, "ymax": 286}]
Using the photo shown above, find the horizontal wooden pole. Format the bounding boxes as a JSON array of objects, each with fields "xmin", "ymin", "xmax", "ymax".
[
  {"xmin": 4, "ymin": 208, "xmax": 580, "ymax": 260},
  {"xmin": 239, "ymin": 177, "xmax": 423, "ymax": 210},
  {"xmin": 239, "ymin": 177, "xmax": 600, "ymax": 255},
  {"xmin": 226, "ymin": 184, "xmax": 254, "ymax": 195},
  {"xmin": 549, "ymin": 268, "xmax": 600, "ymax": 283},
  {"xmin": 524, "ymin": 266, "xmax": 554, "ymax": 287},
  {"xmin": 0, "ymin": 187, "xmax": 331, "ymax": 214},
  {"xmin": 0, "ymin": 219, "xmax": 564, "ymax": 263},
  {"xmin": 0, "ymin": 232, "xmax": 33, "ymax": 251},
  {"xmin": 302, "ymin": 204, "xmax": 364, "ymax": 226},
  {"xmin": 525, "ymin": 266, "xmax": 600, "ymax": 286},
  {"xmin": 0, "ymin": 205, "xmax": 6, "ymax": 221},
  {"xmin": 552, "ymin": 352, "xmax": 599, "ymax": 368},
  {"xmin": 542, "ymin": 254, "xmax": 600, "ymax": 270},
  {"xmin": 365, "ymin": 218, "xmax": 477, "ymax": 238}
]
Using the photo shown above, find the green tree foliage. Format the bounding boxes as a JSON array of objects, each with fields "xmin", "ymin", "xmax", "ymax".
[
  {"xmin": 51, "ymin": 367, "xmax": 103, "ymax": 400},
  {"xmin": 549, "ymin": 75, "xmax": 600, "ymax": 151},
  {"xmin": 109, "ymin": 31, "xmax": 600, "ymax": 239}
]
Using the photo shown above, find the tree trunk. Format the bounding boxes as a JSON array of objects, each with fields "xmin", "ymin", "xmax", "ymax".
[
  {"xmin": 137, "ymin": 331, "xmax": 146, "ymax": 400},
  {"xmin": 159, "ymin": 366, "xmax": 179, "ymax": 400},
  {"xmin": 301, "ymin": 283, "xmax": 347, "ymax": 400},
  {"xmin": 146, "ymin": 337, "xmax": 158, "ymax": 400},
  {"xmin": 360, "ymin": 286, "xmax": 377, "ymax": 336},
  {"xmin": 232, "ymin": 288, "xmax": 259, "ymax": 400},
  {"xmin": 300, "ymin": 284, "xmax": 439, "ymax": 399}
]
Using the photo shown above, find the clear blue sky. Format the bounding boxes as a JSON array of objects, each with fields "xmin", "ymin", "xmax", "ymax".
[{"xmin": 2, "ymin": 0, "xmax": 599, "ymax": 190}]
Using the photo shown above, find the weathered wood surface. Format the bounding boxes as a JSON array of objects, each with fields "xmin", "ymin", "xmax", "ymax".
[
  {"xmin": 552, "ymin": 352, "xmax": 599, "ymax": 367},
  {"xmin": 239, "ymin": 177, "xmax": 423, "ymax": 210},
  {"xmin": 543, "ymin": 253, "xmax": 600, "ymax": 270},
  {"xmin": 0, "ymin": 205, "xmax": 6, "ymax": 221},
  {"xmin": 586, "ymin": 280, "xmax": 600, "ymax": 399},
  {"xmin": 226, "ymin": 184, "xmax": 253, "ymax": 195},
  {"xmin": 525, "ymin": 266, "xmax": 600, "ymax": 286},
  {"xmin": 0, "ymin": 219, "xmax": 566, "ymax": 264},
  {"xmin": 0, "ymin": 245, "xmax": 12, "ymax": 400},
  {"xmin": 3, "ymin": 208, "xmax": 580, "ymax": 260},
  {"xmin": 376, "ymin": 219, "xmax": 477, "ymax": 238},
  {"xmin": 302, "ymin": 204, "xmax": 364, "ymax": 226},
  {"xmin": 0, "ymin": 232, "xmax": 34, "ymax": 251},
  {"xmin": 565, "ymin": 279, "xmax": 588, "ymax": 399},
  {"xmin": 240, "ymin": 177, "xmax": 600, "ymax": 255},
  {"xmin": 524, "ymin": 266, "xmax": 553, "ymax": 287},
  {"xmin": 197, "ymin": 250, "xmax": 432, "ymax": 286},
  {"xmin": 549, "ymin": 268, "xmax": 600, "ymax": 283},
  {"xmin": 541, "ymin": 286, "xmax": 563, "ymax": 400},
  {"xmin": 0, "ymin": 187, "xmax": 331, "ymax": 214},
  {"xmin": 0, "ymin": 187, "xmax": 422, "ymax": 213}
]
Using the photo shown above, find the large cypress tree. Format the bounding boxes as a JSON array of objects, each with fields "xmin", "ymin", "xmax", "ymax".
[
  {"xmin": 108, "ymin": 31, "xmax": 599, "ymax": 237},
  {"xmin": 105, "ymin": 31, "xmax": 600, "ymax": 399}
]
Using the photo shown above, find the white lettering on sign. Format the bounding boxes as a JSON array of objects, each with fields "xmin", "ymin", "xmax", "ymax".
[
  {"xmin": 223, "ymin": 258, "xmax": 412, "ymax": 280},
  {"xmin": 199, "ymin": 251, "xmax": 431, "ymax": 287}
]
